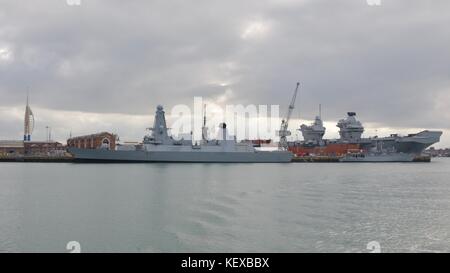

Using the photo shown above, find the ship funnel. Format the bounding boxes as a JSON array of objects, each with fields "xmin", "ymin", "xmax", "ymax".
[{"xmin": 218, "ymin": 123, "xmax": 227, "ymax": 140}]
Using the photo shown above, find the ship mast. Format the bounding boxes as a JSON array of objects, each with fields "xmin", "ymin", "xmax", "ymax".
[
  {"xmin": 319, "ymin": 104, "xmax": 322, "ymax": 119},
  {"xmin": 201, "ymin": 104, "xmax": 208, "ymax": 142}
]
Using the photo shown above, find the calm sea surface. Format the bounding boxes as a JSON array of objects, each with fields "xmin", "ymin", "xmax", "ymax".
[{"xmin": 1, "ymin": 159, "xmax": 450, "ymax": 253}]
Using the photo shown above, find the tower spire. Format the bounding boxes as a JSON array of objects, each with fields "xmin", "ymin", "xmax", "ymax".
[{"xmin": 24, "ymin": 92, "xmax": 34, "ymax": 142}]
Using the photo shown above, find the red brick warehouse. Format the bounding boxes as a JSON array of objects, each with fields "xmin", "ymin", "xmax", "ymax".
[{"xmin": 67, "ymin": 132, "xmax": 117, "ymax": 150}]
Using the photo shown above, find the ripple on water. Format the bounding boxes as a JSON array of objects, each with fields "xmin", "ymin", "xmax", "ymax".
[{"xmin": 196, "ymin": 200, "xmax": 238, "ymax": 218}]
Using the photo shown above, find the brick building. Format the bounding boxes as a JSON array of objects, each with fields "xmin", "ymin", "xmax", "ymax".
[
  {"xmin": 67, "ymin": 132, "xmax": 117, "ymax": 150},
  {"xmin": 24, "ymin": 141, "xmax": 66, "ymax": 156},
  {"xmin": 0, "ymin": 141, "xmax": 25, "ymax": 156},
  {"xmin": 0, "ymin": 141, "xmax": 65, "ymax": 157}
]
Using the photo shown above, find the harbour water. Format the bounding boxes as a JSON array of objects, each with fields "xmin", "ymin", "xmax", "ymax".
[{"xmin": 1, "ymin": 159, "xmax": 450, "ymax": 253}]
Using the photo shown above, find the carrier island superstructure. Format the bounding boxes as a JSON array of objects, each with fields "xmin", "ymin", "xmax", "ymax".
[{"xmin": 69, "ymin": 105, "xmax": 293, "ymax": 163}]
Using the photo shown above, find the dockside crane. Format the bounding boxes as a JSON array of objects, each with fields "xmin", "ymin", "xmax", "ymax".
[{"xmin": 278, "ymin": 82, "xmax": 300, "ymax": 150}]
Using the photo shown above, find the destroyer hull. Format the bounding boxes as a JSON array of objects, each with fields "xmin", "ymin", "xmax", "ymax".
[{"xmin": 68, "ymin": 148, "xmax": 293, "ymax": 163}]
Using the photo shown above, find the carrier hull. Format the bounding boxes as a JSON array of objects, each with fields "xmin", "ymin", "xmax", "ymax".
[{"xmin": 339, "ymin": 153, "xmax": 416, "ymax": 162}]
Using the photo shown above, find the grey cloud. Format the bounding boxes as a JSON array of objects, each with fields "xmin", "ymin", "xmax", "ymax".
[{"xmin": 0, "ymin": 0, "xmax": 449, "ymax": 141}]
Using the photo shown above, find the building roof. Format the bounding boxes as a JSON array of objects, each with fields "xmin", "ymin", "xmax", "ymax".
[
  {"xmin": 0, "ymin": 140, "xmax": 25, "ymax": 148},
  {"xmin": 24, "ymin": 141, "xmax": 64, "ymax": 147},
  {"xmin": 24, "ymin": 141, "xmax": 62, "ymax": 144},
  {"xmin": 68, "ymin": 132, "xmax": 116, "ymax": 141}
]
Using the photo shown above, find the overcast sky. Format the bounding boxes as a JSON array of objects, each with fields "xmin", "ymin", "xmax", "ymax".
[{"xmin": 0, "ymin": 0, "xmax": 449, "ymax": 147}]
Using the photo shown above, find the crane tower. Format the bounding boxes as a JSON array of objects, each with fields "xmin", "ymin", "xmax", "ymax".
[{"xmin": 278, "ymin": 82, "xmax": 300, "ymax": 150}]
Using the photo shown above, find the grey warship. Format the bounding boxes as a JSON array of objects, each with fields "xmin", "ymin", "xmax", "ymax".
[
  {"xmin": 289, "ymin": 112, "xmax": 442, "ymax": 162},
  {"xmin": 336, "ymin": 112, "xmax": 442, "ymax": 162},
  {"xmin": 69, "ymin": 105, "xmax": 293, "ymax": 163}
]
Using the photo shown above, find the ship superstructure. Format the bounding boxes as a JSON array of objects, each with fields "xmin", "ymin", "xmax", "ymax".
[
  {"xmin": 336, "ymin": 112, "xmax": 364, "ymax": 142},
  {"xmin": 300, "ymin": 115, "xmax": 326, "ymax": 145}
]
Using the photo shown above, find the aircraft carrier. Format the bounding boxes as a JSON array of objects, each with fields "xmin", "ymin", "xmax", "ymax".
[
  {"xmin": 69, "ymin": 105, "xmax": 293, "ymax": 163},
  {"xmin": 289, "ymin": 112, "xmax": 442, "ymax": 162}
]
